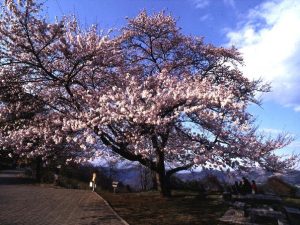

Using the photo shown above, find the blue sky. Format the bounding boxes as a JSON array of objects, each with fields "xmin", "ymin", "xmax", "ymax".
[{"xmin": 45, "ymin": 0, "xmax": 300, "ymax": 159}]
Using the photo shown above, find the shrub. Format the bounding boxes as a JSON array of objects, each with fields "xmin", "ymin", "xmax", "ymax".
[
  {"xmin": 170, "ymin": 176, "xmax": 206, "ymax": 194},
  {"xmin": 201, "ymin": 174, "xmax": 224, "ymax": 193}
]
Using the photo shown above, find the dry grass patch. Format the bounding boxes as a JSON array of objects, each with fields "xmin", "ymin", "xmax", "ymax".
[
  {"xmin": 99, "ymin": 191, "xmax": 227, "ymax": 225},
  {"xmin": 283, "ymin": 197, "xmax": 300, "ymax": 208}
]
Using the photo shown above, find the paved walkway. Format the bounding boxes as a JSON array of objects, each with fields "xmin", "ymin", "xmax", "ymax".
[{"xmin": 0, "ymin": 170, "xmax": 127, "ymax": 225}]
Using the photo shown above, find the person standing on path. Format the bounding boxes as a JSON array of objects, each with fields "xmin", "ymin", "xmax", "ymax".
[
  {"xmin": 91, "ymin": 171, "xmax": 97, "ymax": 192},
  {"xmin": 54, "ymin": 165, "xmax": 61, "ymax": 186}
]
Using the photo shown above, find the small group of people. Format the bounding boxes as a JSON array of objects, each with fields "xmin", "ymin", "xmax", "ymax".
[{"xmin": 232, "ymin": 177, "xmax": 257, "ymax": 195}]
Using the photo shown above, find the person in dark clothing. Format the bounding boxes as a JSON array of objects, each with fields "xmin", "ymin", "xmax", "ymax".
[
  {"xmin": 239, "ymin": 180, "xmax": 244, "ymax": 194},
  {"xmin": 242, "ymin": 177, "xmax": 252, "ymax": 194},
  {"xmin": 251, "ymin": 180, "xmax": 258, "ymax": 194}
]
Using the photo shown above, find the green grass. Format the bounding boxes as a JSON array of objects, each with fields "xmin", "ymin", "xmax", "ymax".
[{"xmin": 99, "ymin": 191, "xmax": 227, "ymax": 225}]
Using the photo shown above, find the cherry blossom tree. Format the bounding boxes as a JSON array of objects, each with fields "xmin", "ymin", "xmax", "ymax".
[
  {"xmin": 0, "ymin": 0, "xmax": 118, "ymax": 163},
  {"xmin": 0, "ymin": 1, "xmax": 297, "ymax": 196}
]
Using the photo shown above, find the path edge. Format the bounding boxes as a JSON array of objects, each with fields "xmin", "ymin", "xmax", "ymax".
[{"xmin": 94, "ymin": 192, "xmax": 130, "ymax": 225}]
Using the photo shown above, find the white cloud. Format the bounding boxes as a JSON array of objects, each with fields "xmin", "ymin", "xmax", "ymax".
[
  {"xmin": 192, "ymin": 0, "xmax": 210, "ymax": 9},
  {"xmin": 226, "ymin": 0, "xmax": 300, "ymax": 112}
]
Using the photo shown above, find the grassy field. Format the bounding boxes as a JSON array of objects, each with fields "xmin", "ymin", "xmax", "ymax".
[{"xmin": 99, "ymin": 191, "xmax": 227, "ymax": 225}]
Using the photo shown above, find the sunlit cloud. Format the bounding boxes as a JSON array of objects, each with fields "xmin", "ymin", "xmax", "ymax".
[{"xmin": 226, "ymin": 0, "xmax": 300, "ymax": 112}]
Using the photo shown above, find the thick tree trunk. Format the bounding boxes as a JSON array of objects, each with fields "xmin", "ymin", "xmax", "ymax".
[
  {"xmin": 155, "ymin": 150, "xmax": 171, "ymax": 197},
  {"xmin": 156, "ymin": 170, "xmax": 171, "ymax": 197},
  {"xmin": 155, "ymin": 162, "xmax": 194, "ymax": 197}
]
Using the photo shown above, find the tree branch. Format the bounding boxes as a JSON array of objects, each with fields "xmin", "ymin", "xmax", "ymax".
[{"xmin": 166, "ymin": 163, "xmax": 194, "ymax": 177}]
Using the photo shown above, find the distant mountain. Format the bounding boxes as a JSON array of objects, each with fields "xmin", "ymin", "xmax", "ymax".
[
  {"xmin": 115, "ymin": 167, "xmax": 144, "ymax": 188},
  {"xmin": 99, "ymin": 166, "xmax": 144, "ymax": 190},
  {"xmin": 99, "ymin": 166, "xmax": 300, "ymax": 190}
]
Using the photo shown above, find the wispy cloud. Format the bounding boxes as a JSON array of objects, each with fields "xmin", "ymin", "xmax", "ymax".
[
  {"xmin": 290, "ymin": 141, "xmax": 300, "ymax": 148},
  {"xmin": 192, "ymin": 0, "xmax": 210, "ymax": 9},
  {"xmin": 199, "ymin": 14, "xmax": 211, "ymax": 22},
  {"xmin": 223, "ymin": 0, "xmax": 235, "ymax": 8},
  {"xmin": 279, "ymin": 140, "xmax": 300, "ymax": 154},
  {"xmin": 260, "ymin": 128, "xmax": 285, "ymax": 135},
  {"xmin": 294, "ymin": 106, "xmax": 300, "ymax": 112},
  {"xmin": 226, "ymin": 0, "xmax": 300, "ymax": 112}
]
